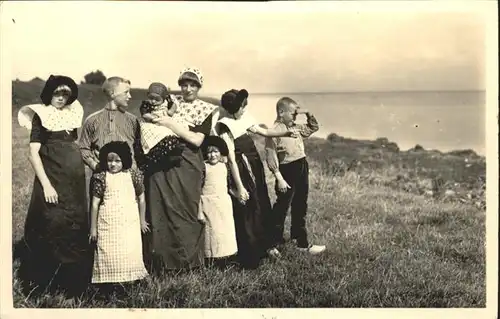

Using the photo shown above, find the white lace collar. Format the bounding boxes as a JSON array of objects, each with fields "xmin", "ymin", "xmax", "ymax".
[
  {"xmin": 18, "ymin": 100, "xmax": 84, "ymax": 132},
  {"xmin": 216, "ymin": 112, "xmax": 257, "ymax": 140}
]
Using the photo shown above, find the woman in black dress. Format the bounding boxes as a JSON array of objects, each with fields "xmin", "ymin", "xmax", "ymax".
[
  {"xmin": 215, "ymin": 89, "xmax": 296, "ymax": 269},
  {"xmin": 17, "ymin": 75, "xmax": 92, "ymax": 298}
]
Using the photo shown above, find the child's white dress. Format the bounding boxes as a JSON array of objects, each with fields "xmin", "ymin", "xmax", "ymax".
[
  {"xmin": 200, "ymin": 162, "xmax": 238, "ymax": 258},
  {"xmin": 90, "ymin": 169, "xmax": 148, "ymax": 283}
]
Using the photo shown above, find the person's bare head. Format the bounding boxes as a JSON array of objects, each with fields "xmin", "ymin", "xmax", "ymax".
[
  {"xmin": 102, "ymin": 76, "xmax": 132, "ymax": 108},
  {"xmin": 276, "ymin": 97, "xmax": 299, "ymax": 125}
]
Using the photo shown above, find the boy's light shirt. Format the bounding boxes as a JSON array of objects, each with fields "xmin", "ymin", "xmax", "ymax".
[{"xmin": 265, "ymin": 113, "xmax": 319, "ymax": 173}]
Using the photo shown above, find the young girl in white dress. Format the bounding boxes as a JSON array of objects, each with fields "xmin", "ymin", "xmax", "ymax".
[
  {"xmin": 89, "ymin": 141, "xmax": 150, "ymax": 293},
  {"xmin": 198, "ymin": 136, "xmax": 238, "ymax": 269}
]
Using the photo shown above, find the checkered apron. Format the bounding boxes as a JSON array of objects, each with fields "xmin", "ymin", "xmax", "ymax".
[{"xmin": 91, "ymin": 172, "xmax": 148, "ymax": 283}]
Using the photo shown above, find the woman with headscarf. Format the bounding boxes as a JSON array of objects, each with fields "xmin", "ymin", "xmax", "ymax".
[
  {"xmin": 17, "ymin": 75, "xmax": 92, "ymax": 298},
  {"xmin": 142, "ymin": 67, "xmax": 219, "ymax": 271}
]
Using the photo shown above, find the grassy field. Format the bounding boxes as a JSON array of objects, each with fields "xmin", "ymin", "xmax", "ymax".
[{"xmin": 10, "ymin": 79, "xmax": 486, "ymax": 308}]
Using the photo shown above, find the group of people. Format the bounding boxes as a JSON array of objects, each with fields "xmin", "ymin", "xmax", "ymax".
[{"xmin": 16, "ymin": 68, "xmax": 325, "ymax": 300}]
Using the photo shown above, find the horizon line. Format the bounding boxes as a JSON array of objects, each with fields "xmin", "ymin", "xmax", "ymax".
[
  {"xmin": 241, "ymin": 89, "xmax": 486, "ymax": 95},
  {"xmin": 191, "ymin": 89, "xmax": 487, "ymax": 97},
  {"xmin": 12, "ymin": 79, "xmax": 485, "ymax": 95}
]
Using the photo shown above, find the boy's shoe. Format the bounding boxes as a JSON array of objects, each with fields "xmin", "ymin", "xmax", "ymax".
[
  {"xmin": 297, "ymin": 244, "xmax": 326, "ymax": 255},
  {"xmin": 267, "ymin": 247, "xmax": 282, "ymax": 259}
]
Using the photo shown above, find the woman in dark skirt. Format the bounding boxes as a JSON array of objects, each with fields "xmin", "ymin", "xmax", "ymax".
[
  {"xmin": 215, "ymin": 89, "xmax": 296, "ymax": 269},
  {"xmin": 16, "ymin": 75, "xmax": 93, "ymax": 298},
  {"xmin": 141, "ymin": 67, "xmax": 219, "ymax": 271}
]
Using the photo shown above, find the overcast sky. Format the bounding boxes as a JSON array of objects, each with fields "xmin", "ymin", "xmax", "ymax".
[{"xmin": 2, "ymin": 1, "xmax": 487, "ymax": 94}]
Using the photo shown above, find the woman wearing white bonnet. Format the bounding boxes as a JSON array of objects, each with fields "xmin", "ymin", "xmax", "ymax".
[
  {"xmin": 171, "ymin": 67, "xmax": 220, "ymax": 130},
  {"xmin": 143, "ymin": 67, "xmax": 220, "ymax": 271}
]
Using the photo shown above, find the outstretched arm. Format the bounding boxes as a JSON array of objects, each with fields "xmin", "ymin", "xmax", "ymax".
[{"xmin": 248, "ymin": 124, "xmax": 295, "ymax": 138}]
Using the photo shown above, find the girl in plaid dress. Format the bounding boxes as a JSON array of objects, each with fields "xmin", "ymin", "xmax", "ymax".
[{"xmin": 89, "ymin": 141, "xmax": 149, "ymax": 287}]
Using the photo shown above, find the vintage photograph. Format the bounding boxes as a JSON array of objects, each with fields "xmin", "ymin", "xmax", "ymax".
[{"xmin": 0, "ymin": 0, "xmax": 497, "ymax": 314}]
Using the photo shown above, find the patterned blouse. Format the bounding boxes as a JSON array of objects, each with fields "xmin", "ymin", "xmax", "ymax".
[
  {"xmin": 30, "ymin": 113, "xmax": 78, "ymax": 143},
  {"xmin": 90, "ymin": 168, "xmax": 145, "ymax": 198},
  {"xmin": 174, "ymin": 96, "xmax": 219, "ymax": 127},
  {"xmin": 18, "ymin": 101, "xmax": 84, "ymax": 133}
]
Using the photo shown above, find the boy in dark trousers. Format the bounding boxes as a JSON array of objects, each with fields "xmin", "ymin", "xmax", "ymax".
[{"xmin": 265, "ymin": 97, "xmax": 326, "ymax": 255}]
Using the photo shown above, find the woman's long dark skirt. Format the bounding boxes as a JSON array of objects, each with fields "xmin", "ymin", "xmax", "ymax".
[
  {"xmin": 231, "ymin": 135, "xmax": 274, "ymax": 269},
  {"xmin": 18, "ymin": 130, "xmax": 92, "ymax": 298},
  {"xmin": 144, "ymin": 146, "xmax": 206, "ymax": 271}
]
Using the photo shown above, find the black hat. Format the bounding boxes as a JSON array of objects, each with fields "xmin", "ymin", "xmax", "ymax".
[
  {"xmin": 220, "ymin": 89, "xmax": 248, "ymax": 115},
  {"xmin": 40, "ymin": 74, "xmax": 79, "ymax": 106},
  {"xmin": 202, "ymin": 135, "xmax": 229, "ymax": 157},
  {"xmin": 98, "ymin": 141, "xmax": 133, "ymax": 172}
]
